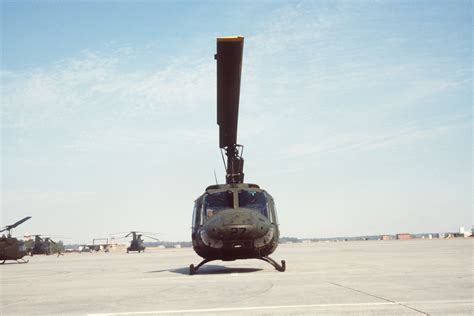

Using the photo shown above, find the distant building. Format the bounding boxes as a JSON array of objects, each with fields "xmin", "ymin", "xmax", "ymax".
[
  {"xmin": 380, "ymin": 235, "xmax": 391, "ymax": 240},
  {"xmin": 109, "ymin": 244, "xmax": 127, "ymax": 252},
  {"xmin": 396, "ymin": 233, "xmax": 411, "ymax": 240},
  {"xmin": 459, "ymin": 227, "xmax": 472, "ymax": 237}
]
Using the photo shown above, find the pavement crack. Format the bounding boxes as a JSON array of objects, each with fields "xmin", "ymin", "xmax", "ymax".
[{"xmin": 327, "ymin": 281, "xmax": 429, "ymax": 315}]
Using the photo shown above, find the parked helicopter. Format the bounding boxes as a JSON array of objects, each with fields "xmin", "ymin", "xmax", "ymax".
[
  {"xmin": 30, "ymin": 235, "xmax": 59, "ymax": 256},
  {"xmin": 87, "ymin": 238, "xmax": 111, "ymax": 252},
  {"xmin": 121, "ymin": 231, "xmax": 159, "ymax": 253},
  {"xmin": 0, "ymin": 216, "xmax": 31, "ymax": 264},
  {"xmin": 189, "ymin": 36, "xmax": 285, "ymax": 275}
]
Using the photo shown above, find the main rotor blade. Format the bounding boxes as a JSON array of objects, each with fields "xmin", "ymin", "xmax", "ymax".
[
  {"xmin": 216, "ymin": 36, "xmax": 244, "ymax": 148},
  {"xmin": 144, "ymin": 235, "xmax": 160, "ymax": 241},
  {"xmin": 109, "ymin": 232, "xmax": 131, "ymax": 236},
  {"xmin": 5, "ymin": 216, "xmax": 32, "ymax": 230},
  {"xmin": 30, "ymin": 234, "xmax": 65, "ymax": 238},
  {"xmin": 111, "ymin": 236, "xmax": 127, "ymax": 240}
]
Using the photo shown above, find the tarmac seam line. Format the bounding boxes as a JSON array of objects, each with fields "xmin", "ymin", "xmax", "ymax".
[
  {"xmin": 327, "ymin": 281, "xmax": 429, "ymax": 315},
  {"xmin": 86, "ymin": 300, "xmax": 472, "ymax": 315}
]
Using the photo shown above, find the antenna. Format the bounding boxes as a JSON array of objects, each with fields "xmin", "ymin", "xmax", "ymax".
[{"xmin": 213, "ymin": 169, "xmax": 219, "ymax": 185}]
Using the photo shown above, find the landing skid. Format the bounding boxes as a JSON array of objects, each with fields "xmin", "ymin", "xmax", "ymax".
[
  {"xmin": 0, "ymin": 258, "xmax": 29, "ymax": 264},
  {"xmin": 189, "ymin": 258, "xmax": 215, "ymax": 275},
  {"xmin": 258, "ymin": 256, "xmax": 286, "ymax": 272},
  {"xmin": 189, "ymin": 257, "xmax": 286, "ymax": 275}
]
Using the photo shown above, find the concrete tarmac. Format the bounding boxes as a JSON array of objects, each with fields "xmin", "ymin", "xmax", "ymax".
[{"xmin": 1, "ymin": 239, "xmax": 472, "ymax": 315}]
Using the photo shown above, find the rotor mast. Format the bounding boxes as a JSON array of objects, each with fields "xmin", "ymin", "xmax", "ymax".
[{"xmin": 216, "ymin": 36, "xmax": 245, "ymax": 184}]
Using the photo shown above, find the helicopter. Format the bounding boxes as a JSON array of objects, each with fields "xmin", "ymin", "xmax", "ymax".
[
  {"xmin": 122, "ymin": 231, "xmax": 159, "ymax": 253},
  {"xmin": 0, "ymin": 216, "xmax": 32, "ymax": 264},
  {"xmin": 78, "ymin": 238, "xmax": 111, "ymax": 253},
  {"xmin": 189, "ymin": 36, "xmax": 286, "ymax": 275},
  {"xmin": 88, "ymin": 238, "xmax": 111, "ymax": 252},
  {"xmin": 30, "ymin": 235, "xmax": 59, "ymax": 256}
]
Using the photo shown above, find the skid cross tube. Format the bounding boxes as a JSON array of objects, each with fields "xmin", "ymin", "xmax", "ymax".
[{"xmin": 189, "ymin": 256, "xmax": 286, "ymax": 275}]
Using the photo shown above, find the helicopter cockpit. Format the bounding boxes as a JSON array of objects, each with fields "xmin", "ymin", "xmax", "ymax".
[{"xmin": 192, "ymin": 189, "xmax": 278, "ymax": 229}]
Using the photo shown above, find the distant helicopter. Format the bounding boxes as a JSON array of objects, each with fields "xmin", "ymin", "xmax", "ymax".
[
  {"xmin": 122, "ymin": 231, "xmax": 159, "ymax": 253},
  {"xmin": 30, "ymin": 235, "xmax": 58, "ymax": 256},
  {"xmin": 189, "ymin": 36, "xmax": 285, "ymax": 275},
  {"xmin": 87, "ymin": 238, "xmax": 111, "ymax": 252},
  {"xmin": 0, "ymin": 216, "xmax": 31, "ymax": 264}
]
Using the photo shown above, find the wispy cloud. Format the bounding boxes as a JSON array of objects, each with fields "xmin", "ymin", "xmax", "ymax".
[
  {"xmin": 1, "ymin": 46, "xmax": 218, "ymax": 156},
  {"xmin": 283, "ymin": 115, "xmax": 470, "ymax": 159},
  {"xmin": 2, "ymin": 48, "xmax": 214, "ymax": 129},
  {"xmin": 3, "ymin": 2, "xmax": 469, "ymax": 158}
]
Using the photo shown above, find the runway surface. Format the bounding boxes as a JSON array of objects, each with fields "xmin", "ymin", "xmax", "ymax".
[{"xmin": 1, "ymin": 239, "xmax": 472, "ymax": 315}]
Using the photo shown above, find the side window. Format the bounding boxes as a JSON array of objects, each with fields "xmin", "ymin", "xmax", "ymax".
[
  {"xmin": 269, "ymin": 198, "xmax": 278, "ymax": 225},
  {"xmin": 192, "ymin": 200, "xmax": 202, "ymax": 229}
]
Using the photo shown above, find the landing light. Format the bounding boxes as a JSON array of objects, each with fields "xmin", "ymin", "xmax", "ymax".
[
  {"xmin": 254, "ymin": 227, "xmax": 274, "ymax": 248},
  {"xmin": 200, "ymin": 230, "xmax": 223, "ymax": 249}
]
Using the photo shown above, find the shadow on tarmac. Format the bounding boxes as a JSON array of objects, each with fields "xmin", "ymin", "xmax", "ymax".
[{"xmin": 147, "ymin": 264, "xmax": 262, "ymax": 275}]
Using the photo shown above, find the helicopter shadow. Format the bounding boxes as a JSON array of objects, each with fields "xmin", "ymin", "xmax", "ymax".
[{"xmin": 147, "ymin": 265, "xmax": 262, "ymax": 275}]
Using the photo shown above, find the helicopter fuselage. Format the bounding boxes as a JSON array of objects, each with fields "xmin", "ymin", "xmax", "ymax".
[
  {"xmin": 31, "ymin": 238, "xmax": 53, "ymax": 255},
  {"xmin": 192, "ymin": 183, "xmax": 279, "ymax": 261},
  {"xmin": 127, "ymin": 239, "xmax": 145, "ymax": 253},
  {"xmin": 0, "ymin": 237, "xmax": 28, "ymax": 261}
]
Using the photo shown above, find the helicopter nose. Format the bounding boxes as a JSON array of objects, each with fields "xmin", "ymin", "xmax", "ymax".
[{"xmin": 204, "ymin": 208, "xmax": 271, "ymax": 241}]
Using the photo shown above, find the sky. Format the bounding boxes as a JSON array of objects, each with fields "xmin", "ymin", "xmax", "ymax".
[{"xmin": 1, "ymin": 0, "xmax": 472, "ymax": 243}]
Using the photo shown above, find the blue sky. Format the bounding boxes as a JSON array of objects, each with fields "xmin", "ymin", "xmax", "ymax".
[{"xmin": 1, "ymin": 1, "xmax": 471, "ymax": 243}]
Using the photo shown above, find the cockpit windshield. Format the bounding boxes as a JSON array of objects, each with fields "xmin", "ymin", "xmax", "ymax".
[
  {"xmin": 204, "ymin": 191, "xmax": 233, "ymax": 219},
  {"xmin": 238, "ymin": 190, "xmax": 268, "ymax": 218}
]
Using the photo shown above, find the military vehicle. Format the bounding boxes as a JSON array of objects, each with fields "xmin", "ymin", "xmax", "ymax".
[
  {"xmin": 87, "ymin": 238, "xmax": 111, "ymax": 252},
  {"xmin": 30, "ymin": 235, "xmax": 58, "ymax": 256},
  {"xmin": 123, "ymin": 231, "xmax": 159, "ymax": 253},
  {"xmin": 0, "ymin": 216, "xmax": 31, "ymax": 264},
  {"xmin": 189, "ymin": 36, "xmax": 285, "ymax": 275}
]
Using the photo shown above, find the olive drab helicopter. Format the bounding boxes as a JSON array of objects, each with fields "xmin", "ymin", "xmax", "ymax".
[
  {"xmin": 123, "ymin": 231, "xmax": 159, "ymax": 253},
  {"xmin": 189, "ymin": 36, "xmax": 285, "ymax": 275},
  {"xmin": 30, "ymin": 235, "xmax": 58, "ymax": 256},
  {"xmin": 89, "ymin": 238, "xmax": 111, "ymax": 252},
  {"xmin": 0, "ymin": 216, "xmax": 31, "ymax": 264}
]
